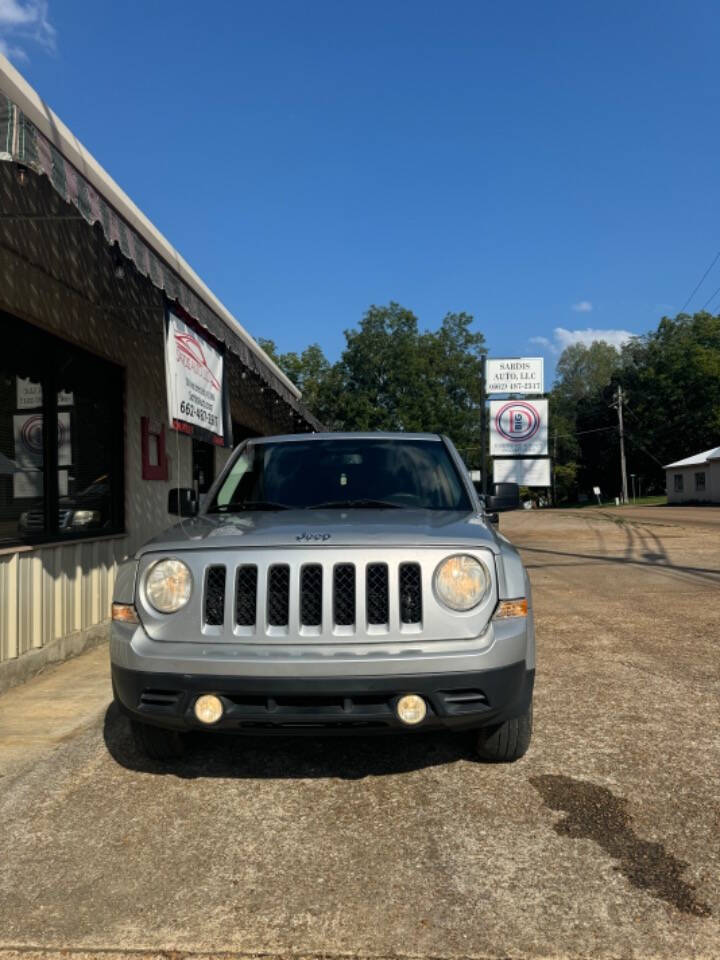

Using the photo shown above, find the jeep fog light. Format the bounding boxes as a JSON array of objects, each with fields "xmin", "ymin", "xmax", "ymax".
[
  {"xmin": 434, "ymin": 554, "xmax": 490, "ymax": 611},
  {"xmin": 396, "ymin": 694, "xmax": 427, "ymax": 725},
  {"xmin": 194, "ymin": 694, "xmax": 224, "ymax": 725}
]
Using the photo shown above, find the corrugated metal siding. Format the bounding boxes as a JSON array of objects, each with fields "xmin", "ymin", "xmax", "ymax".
[{"xmin": 0, "ymin": 537, "xmax": 125, "ymax": 664}]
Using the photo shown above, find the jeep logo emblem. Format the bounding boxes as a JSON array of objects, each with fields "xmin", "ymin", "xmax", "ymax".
[{"xmin": 296, "ymin": 532, "xmax": 331, "ymax": 542}]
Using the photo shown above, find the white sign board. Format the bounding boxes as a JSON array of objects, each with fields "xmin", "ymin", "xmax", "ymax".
[
  {"xmin": 16, "ymin": 378, "xmax": 73, "ymax": 409},
  {"xmin": 490, "ymin": 399, "xmax": 548, "ymax": 456},
  {"xmin": 165, "ymin": 310, "xmax": 225, "ymax": 441},
  {"xmin": 493, "ymin": 458, "xmax": 551, "ymax": 487},
  {"xmin": 486, "ymin": 357, "xmax": 544, "ymax": 395}
]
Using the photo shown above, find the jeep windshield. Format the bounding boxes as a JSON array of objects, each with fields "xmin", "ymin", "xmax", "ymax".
[{"xmin": 208, "ymin": 438, "xmax": 472, "ymax": 512}]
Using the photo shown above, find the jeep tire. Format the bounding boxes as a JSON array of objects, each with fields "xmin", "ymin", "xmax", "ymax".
[{"xmin": 475, "ymin": 701, "xmax": 532, "ymax": 762}]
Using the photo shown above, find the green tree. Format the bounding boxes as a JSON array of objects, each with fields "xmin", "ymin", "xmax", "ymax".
[
  {"xmin": 258, "ymin": 339, "xmax": 332, "ymax": 415},
  {"xmin": 258, "ymin": 304, "xmax": 487, "ymax": 457},
  {"xmin": 549, "ymin": 312, "xmax": 720, "ymax": 500},
  {"xmin": 618, "ymin": 312, "xmax": 720, "ymax": 481},
  {"xmin": 328, "ymin": 304, "xmax": 486, "ymax": 456},
  {"xmin": 549, "ymin": 340, "xmax": 623, "ymax": 501}
]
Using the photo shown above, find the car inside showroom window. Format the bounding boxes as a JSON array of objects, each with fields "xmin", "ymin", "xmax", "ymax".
[{"xmin": 0, "ymin": 313, "xmax": 124, "ymax": 545}]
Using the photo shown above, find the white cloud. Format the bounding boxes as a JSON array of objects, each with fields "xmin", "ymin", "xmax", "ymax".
[
  {"xmin": 555, "ymin": 327, "xmax": 633, "ymax": 350},
  {"xmin": 0, "ymin": 36, "xmax": 27, "ymax": 59},
  {"xmin": 0, "ymin": 1, "xmax": 55, "ymax": 61},
  {"xmin": 531, "ymin": 327, "xmax": 635, "ymax": 355},
  {"xmin": 571, "ymin": 300, "xmax": 593, "ymax": 313}
]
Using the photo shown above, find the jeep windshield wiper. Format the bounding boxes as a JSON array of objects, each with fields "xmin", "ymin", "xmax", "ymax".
[
  {"xmin": 211, "ymin": 500, "xmax": 292, "ymax": 512},
  {"xmin": 307, "ymin": 499, "xmax": 406, "ymax": 509}
]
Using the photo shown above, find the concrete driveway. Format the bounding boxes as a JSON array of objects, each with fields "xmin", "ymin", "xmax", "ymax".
[{"xmin": 1, "ymin": 508, "xmax": 718, "ymax": 959}]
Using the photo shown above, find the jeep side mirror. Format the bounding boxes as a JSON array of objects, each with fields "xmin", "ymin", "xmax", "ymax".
[
  {"xmin": 168, "ymin": 487, "xmax": 198, "ymax": 517},
  {"xmin": 485, "ymin": 482, "xmax": 520, "ymax": 513}
]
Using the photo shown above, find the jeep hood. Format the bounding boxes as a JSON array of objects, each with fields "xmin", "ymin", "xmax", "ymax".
[{"xmin": 136, "ymin": 509, "xmax": 499, "ymax": 556}]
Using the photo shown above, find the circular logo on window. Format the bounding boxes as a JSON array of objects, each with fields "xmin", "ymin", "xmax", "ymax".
[
  {"xmin": 494, "ymin": 402, "xmax": 541, "ymax": 442},
  {"xmin": 20, "ymin": 415, "xmax": 67, "ymax": 453}
]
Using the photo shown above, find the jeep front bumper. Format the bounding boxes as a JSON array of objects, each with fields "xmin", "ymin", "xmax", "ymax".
[{"xmin": 112, "ymin": 661, "xmax": 534, "ymax": 734}]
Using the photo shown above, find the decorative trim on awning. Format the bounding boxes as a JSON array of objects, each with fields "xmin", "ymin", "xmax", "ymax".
[{"xmin": 0, "ymin": 95, "xmax": 322, "ymax": 431}]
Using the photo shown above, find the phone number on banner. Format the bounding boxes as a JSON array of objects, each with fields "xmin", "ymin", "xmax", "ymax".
[{"xmin": 179, "ymin": 401, "xmax": 219, "ymax": 430}]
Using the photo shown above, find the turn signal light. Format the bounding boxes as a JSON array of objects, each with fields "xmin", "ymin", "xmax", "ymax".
[
  {"xmin": 111, "ymin": 602, "xmax": 140, "ymax": 624},
  {"xmin": 493, "ymin": 598, "xmax": 528, "ymax": 619}
]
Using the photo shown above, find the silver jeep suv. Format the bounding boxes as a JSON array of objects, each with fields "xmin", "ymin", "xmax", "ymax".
[{"xmin": 111, "ymin": 433, "xmax": 534, "ymax": 762}]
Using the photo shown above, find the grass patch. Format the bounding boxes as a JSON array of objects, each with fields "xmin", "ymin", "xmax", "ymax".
[{"xmin": 557, "ymin": 495, "xmax": 667, "ymax": 509}]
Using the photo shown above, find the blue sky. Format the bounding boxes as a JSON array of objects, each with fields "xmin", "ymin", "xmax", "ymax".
[{"xmin": 3, "ymin": 0, "xmax": 720, "ymax": 383}]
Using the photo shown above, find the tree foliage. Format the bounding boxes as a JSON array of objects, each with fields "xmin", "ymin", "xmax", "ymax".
[
  {"xmin": 550, "ymin": 312, "xmax": 720, "ymax": 501},
  {"xmin": 260, "ymin": 305, "xmax": 720, "ymax": 503},
  {"xmin": 260, "ymin": 303, "xmax": 486, "ymax": 462}
]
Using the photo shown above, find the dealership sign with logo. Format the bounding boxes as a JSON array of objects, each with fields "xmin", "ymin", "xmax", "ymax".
[
  {"xmin": 486, "ymin": 357, "xmax": 544, "ymax": 395},
  {"xmin": 165, "ymin": 307, "xmax": 228, "ymax": 445},
  {"xmin": 490, "ymin": 399, "xmax": 548, "ymax": 456},
  {"xmin": 493, "ymin": 457, "xmax": 551, "ymax": 487}
]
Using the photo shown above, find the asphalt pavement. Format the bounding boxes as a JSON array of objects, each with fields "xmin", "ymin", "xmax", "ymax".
[{"xmin": 1, "ymin": 507, "xmax": 718, "ymax": 959}]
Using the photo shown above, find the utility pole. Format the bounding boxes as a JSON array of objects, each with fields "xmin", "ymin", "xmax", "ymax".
[
  {"xmin": 552, "ymin": 430, "xmax": 557, "ymax": 506},
  {"xmin": 480, "ymin": 354, "xmax": 488, "ymax": 497},
  {"xmin": 613, "ymin": 384, "xmax": 629, "ymax": 504}
]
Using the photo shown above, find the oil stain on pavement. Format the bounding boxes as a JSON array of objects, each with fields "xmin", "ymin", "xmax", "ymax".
[{"xmin": 530, "ymin": 774, "xmax": 712, "ymax": 918}]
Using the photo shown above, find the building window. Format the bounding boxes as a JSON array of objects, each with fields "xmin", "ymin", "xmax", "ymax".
[
  {"xmin": 0, "ymin": 313, "xmax": 124, "ymax": 546},
  {"xmin": 673, "ymin": 474, "xmax": 684, "ymax": 493},
  {"xmin": 695, "ymin": 472, "xmax": 706, "ymax": 492}
]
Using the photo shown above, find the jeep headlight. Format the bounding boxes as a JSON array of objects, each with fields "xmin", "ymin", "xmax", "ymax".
[
  {"xmin": 145, "ymin": 558, "xmax": 192, "ymax": 614},
  {"xmin": 434, "ymin": 554, "xmax": 490, "ymax": 611}
]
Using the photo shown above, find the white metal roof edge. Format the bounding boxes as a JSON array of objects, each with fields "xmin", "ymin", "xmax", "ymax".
[
  {"xmin": 0, "ymin": 54, "xmax": 301, "ymax": 400},
  {"xmin": 664, "ymin": 446, "xmax": 720, "ymax": 468}
]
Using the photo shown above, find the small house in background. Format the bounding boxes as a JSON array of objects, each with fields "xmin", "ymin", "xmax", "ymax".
[{"xmin": 665, "ymin": 447, "xmax": 720, "ymax": 504}]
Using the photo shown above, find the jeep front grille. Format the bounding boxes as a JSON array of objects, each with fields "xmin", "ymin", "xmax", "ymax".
[
  {"xmin": 333, "ymin": 563, "xmax": 356, "ymax": 626},
  {"xmin": 399, "ymin": 562, "xmax": 422, "ymax": 624},
  {"xmin": 267, "ymin": 564, "xmax": 290, "ymax": 626},
  {"xmin": 204, "ymin": 566, "xmax": 226, "ymax": 626},
  {"xmin": 200, "ymin": 557, "xmax": 429, "ymax": 635},
  {"xmin": 235, "ymin": 565, "xmax": 258, "ymax": 626},
  {"xmin": 300, "ymin": 564, "xmax": 323, "ymax": 626},
  {"xmin": 366, "ymin": 563, "xmax": 389, "ymax": 625}
]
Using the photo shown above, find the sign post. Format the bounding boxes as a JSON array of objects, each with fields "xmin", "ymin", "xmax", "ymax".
[
  {"xmin": 483, "ymin": 355, "xmax": 549, "ymax": 503},
  {"xmin": 480, "ymin": 353, "xmax": 488, "ymax": 496}
]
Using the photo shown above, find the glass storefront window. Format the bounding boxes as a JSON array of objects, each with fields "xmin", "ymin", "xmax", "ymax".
[{"xmin": 0, "ymin": 313, "xmax": 124, "ymax": 545}]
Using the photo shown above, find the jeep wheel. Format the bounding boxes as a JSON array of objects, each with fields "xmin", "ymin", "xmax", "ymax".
[
  {"xmin": 131, "ymin": 718, "xmax": 185, "ymax": 761},
  {"xmin": 475, "ymin": 701, "xmax": 532, "ymax": 762}
]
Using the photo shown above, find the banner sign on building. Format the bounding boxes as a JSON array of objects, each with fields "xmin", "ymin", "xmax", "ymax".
[
  {"xmin": 165, "ymin": 307, "xmax": 229, "ymax": 446},
  {"xmin": 486, "ymin": 357, "xmax": 544, "ymax": 395},
  {"xmin": 490, "ymin": 399, "xmax": 548, "ymax": 456},
  {"xmin": 493, "ymin": 458, "xmax": 551, "ymax": 487}
]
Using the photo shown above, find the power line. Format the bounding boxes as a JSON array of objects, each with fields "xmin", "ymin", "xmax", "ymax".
[
  {"xmin": 623, "ymin": 429, "xmax": 666, "ymax": 467},
  {"xmin": 701, "ymin": 281, "xmax": 720, "ymax": 311},
  {"xmin": 680, "ymin": 250, "xmax": 720, "ymax": 312}
]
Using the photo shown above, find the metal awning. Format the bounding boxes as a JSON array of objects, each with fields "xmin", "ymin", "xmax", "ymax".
[{"xmin": 0, "ymin": 56, "xmax": 322, "ymax": 430}]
